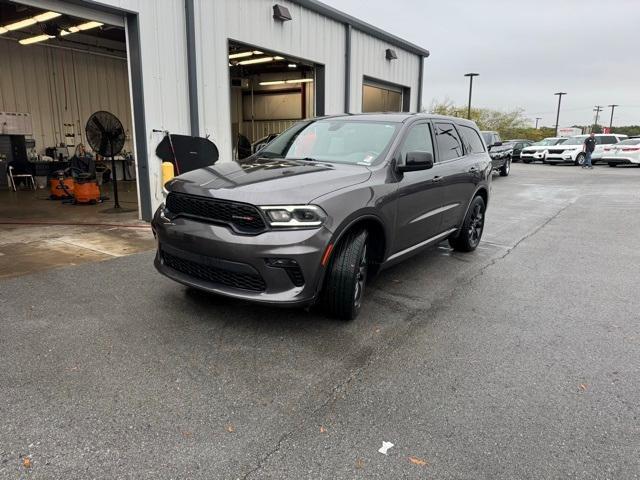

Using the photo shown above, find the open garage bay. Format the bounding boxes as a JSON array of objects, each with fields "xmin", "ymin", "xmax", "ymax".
[{"xmin": 1, "ymin": 163, "xmax": 639, "ymax": 479}]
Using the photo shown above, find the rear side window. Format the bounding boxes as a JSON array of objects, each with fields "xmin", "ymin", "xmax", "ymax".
[
  {"xmin": 459, "ymin": 125, "xmax": 486, "ymax": 153},
  {"xmin": 599, "ymin": 136, "xmax": 618, "ymax": 144},
  {"xmin": 435, "ymin": 123, "xmax": 464, "ymax": 161}
]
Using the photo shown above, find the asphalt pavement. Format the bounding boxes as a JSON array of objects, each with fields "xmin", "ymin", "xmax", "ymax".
[{"xmin": 1, "ymin": 163, "xmax": 639, "ymax": 479}]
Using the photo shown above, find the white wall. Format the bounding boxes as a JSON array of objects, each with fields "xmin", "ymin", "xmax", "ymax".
[
  {"xmin": 0, "ymin": 38, "xmax": 132, "ymax": 154},
  {"xmin": 349, "ymin": 28, "xmax": 421, "ymax": 113}
]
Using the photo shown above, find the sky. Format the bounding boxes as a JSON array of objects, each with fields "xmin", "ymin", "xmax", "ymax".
[{"xmin": 324, "ymin": 0, "xmax": 640, "ymax": 128}]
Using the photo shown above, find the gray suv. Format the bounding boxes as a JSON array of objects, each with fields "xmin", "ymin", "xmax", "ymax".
[{"xmin": 152, "ymin": 114, "xmax": 492, "ymax": 320}]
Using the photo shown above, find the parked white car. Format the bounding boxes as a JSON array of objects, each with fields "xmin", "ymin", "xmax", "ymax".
[
  {"xmin": 601, "ymin": 138, "xmax": 640, "ymax": 167},
  {"xmin": 520, "ymin": 137, "xmax": 567, "ymax": 163},
  {"xmin": 545, "ymin": 134, "xmax": 628, "ymax": 165}
]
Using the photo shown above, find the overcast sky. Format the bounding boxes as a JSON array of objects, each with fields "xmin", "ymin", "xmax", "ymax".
[{"xmin": 324, "ymin": 0, "xmax": 640, "ymax": 127}]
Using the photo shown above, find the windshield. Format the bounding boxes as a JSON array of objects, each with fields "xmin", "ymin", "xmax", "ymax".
[
  {"xmin": 534, "ymin": 138, "xmax": 561, "ymax": 146},
  {"xmin": 618, "ymin": 139, "xmax": 640, "ymax": 145},
  {"xmin": 561, "ymin": 136, "xmax": 587, "ymax": 145},
  {"xmin": 481, "ymin": 132, "xmax": 494, "ymax": 144},
  {"xmin": 258, "ymin": 119, "xmax": 400, "ymax": 165}
]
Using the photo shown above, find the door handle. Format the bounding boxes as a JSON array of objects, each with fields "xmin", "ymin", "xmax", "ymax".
[{"xmin": 432, "ymin": 176, "xmax": 443, "ymax": 183}]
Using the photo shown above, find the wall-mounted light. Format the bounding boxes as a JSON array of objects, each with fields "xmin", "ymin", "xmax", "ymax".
[
  {"xmin": 385, "ymin": 48, "xmax": 398, "ymax": 60},
  {"xmin": 273, "ymin": 4, "xmax": 292, "ymax": 22}
]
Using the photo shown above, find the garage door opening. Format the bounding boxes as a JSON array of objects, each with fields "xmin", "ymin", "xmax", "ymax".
[
  {"xmin": 362, "ymin": 77, "xmax": 410, "ymax": 113},
  {"xmin": 228, "ymin": 40, "xmax": 320, "ymax": 159},
  {"xmin": 0, "ymin": 0, "xmax": 153, "ymax": 278}
]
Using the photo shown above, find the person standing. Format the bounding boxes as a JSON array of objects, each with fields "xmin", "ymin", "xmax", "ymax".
[{"xmin": 582, "ymin": 132, "xmax": 596, "ymax": 169}]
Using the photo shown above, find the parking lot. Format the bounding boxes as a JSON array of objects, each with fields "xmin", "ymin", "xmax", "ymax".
[{"xmin": 1, "ymin": 163, "xmax": 639, "ymax": 479}]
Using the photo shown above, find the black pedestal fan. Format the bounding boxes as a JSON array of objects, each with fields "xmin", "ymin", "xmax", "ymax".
[{"xmin": 85, "ymin": 111, "xmax": 134, "ymax": 213}]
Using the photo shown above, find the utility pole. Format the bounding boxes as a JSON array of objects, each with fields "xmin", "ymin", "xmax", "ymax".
[
  {"xmin": 535, "ymin": 117, "xmax": 542, "ymax": 129},
  {"xmin": 464, "ymin": 73, "xmax": 479, "ymax": 120},
  {"xmin": 608, "ymin": 104, "xmax": 619, "ymax": 130},
  {"xmin": 554, "ymin": 92, "xmax": 566, "ymax": 136},
  {"xmin": 593, "ymin": 105, "xmax": 603, "ymax": 131}
]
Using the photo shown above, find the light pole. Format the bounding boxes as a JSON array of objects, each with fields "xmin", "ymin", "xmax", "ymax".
[
  {"xmin": 554, "ymin": 92, "xmax": 566, "ymax": 136},
  {"xmin": 593, "ymin": 105, "xmax": 603, "ymax": 131},
  {"xmin": 608, "ymin": 104, "xmax": 619, "ymax": 130},
  {"xmin": 535, "ymin": 117, "xmax": 542, "ymax": 129},
  {"xmin": 464, "ymin": 73, "xmax": 479, "ymax": 120}
]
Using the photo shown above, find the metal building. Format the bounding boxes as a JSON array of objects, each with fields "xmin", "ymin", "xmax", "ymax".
[{"xmin": 0, "ymin": 0, "xmax": 429, "ymax": 220}]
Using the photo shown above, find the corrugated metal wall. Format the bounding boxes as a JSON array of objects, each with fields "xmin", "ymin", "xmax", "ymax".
[
  {"xmin": 349, "ymin": 29, "xmax": 421, "ymax": 113},
  {"xmin": 0, "ymin": 38, "xmax": 132, "ymax": 154}
]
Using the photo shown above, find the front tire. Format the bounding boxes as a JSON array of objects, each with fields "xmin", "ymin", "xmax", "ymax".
[
  {"xmin": 575, "ymin": 153, "xmax": 585, "ymax": 166},
  {"xmin": 449, "ymin": 196, "xmax": 486, "ymax": 252},
  {"xmin": 322, "ymin": 229, "xmax": 369, "ymax": 321},
  {"xmin": 499, "ymin": 157, "xmax": 511, "ymax": 176}
]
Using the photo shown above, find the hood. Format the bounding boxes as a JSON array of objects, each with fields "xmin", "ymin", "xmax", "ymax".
[
  {"xmin": 166, "ymin": 158, "xmax": 372, "ymax": 205},
  {"xmin": 490, "ymin": 145, "xmax": 514, "ymax": 153}
]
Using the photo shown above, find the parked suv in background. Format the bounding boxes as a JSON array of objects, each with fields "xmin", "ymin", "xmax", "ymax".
[
  {"xmin": 153, "ymin": 114, "xmax": 492, "ymax": 320},
  {"xmin": 546, "ymin": 134, "xmax": 628, "ymax": 165},
  {"xmin": 481, "ymin": 131, "xmax": 502, "ymax": 150},
  {"xmin": 520, "ymin": 137, "xmax": 567, "ymax": 163}
]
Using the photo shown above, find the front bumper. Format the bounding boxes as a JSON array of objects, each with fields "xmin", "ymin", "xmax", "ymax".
[
  {"xmin": 546, "ymin": 152, "xmax": 577, "ymax": 163},
  {"xmin": 152, "ymin": 205, "xmax": 332, "ymax": 306}
]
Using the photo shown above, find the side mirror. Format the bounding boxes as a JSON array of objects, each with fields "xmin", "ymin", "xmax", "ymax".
[
  {"xmin": 492, "ymin": 141, "xmax": 503, "ymax": 147},
  {"xmin": 397, "ymin": 151, "xmax": 434, "ymax": 172}
]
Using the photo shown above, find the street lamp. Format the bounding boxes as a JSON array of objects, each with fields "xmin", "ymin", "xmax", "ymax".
[
  {"xmin": 535, "ymin": 117, "xmax": 542, "ymax": 129},
  {"xmin": 608, "ymin": 104, "xmax": 619, "ymax": 130},
  {"xmin": 464, "ymin": 73, "xmax": 479, "ymax": 120},
  {"xmin": 554, "ymin": 92, "xmax": 566, "ymax": 136}
]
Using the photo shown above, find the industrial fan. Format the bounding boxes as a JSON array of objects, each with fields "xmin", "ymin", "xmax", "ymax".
[{"xmin": 85, "ymin": 111, "xmax": 132, "ymax": 213}]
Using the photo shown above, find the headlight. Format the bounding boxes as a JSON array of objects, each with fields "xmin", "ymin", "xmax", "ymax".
[{"xmin": 259, "ymin": 205, "xmax": 326, "ymax": 228}]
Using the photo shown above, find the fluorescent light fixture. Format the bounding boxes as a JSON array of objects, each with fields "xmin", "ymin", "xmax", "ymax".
[
  {"xmin": 60, "ymin": 30, "xmax": 70, "ymax": 36},
  {"xmin": 76, "ymin": 21, "xmax": 103, "ymax": 31},
  {"xmin": 0, "ymin": 27, "xmax": 7, "ymax": 34},
  {"xmin": 288, "ymin": 64, "xmax": 297, "ymax": 68},
  {"xmin": 259, "ymin": 80, "xmax": 286, "ymax": 86},
  {"xmin": 4, "ymin": 18, "xmax": 37, "ymax": 31},
  {"xmin": 253, "ymin": 50, "xmax": 263, "ymax": 54},
  {"xmin": 238, "ymin": 56, "xmax": 274, "ymax": 65},
  {"xmin": 229, "ymin": 51, "xmax": 254, "ymax": 59},
  {"xmin": 68, "ymin": 26, "xmax": 79, "ymax": 32},
  {"xmin": 34, "ymin": 11, "xmax": 62, "ymax": 22},
  {"xmin": 274, "ymin": 56, "xmax": 284, "ymax": 60},
  {"xmin": 286, "ymin": 78, "xmax": 313, "ymax": 83},
  {"xmin": 19, "ymin": 34, "xmax": 54, "ymax": 45}
]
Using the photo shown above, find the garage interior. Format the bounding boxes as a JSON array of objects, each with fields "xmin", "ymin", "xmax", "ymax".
[
  {"xmin": 0, "ymin": 0, "xmax": 153, "ymax": 279},
  {"xmin": 228, "ymin": 40, "xmax": 316, "ymax": 159}
]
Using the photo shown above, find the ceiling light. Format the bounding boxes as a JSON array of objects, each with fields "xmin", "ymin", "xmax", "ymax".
[
  {"xmin": 274, "ymin": 56, "xmax": 284, "ymax": 60},
  {"xmin": 76, "ymin": 21, "xmax": 103, "ymax": 31},
  {"xmin": 253, "ymin": 50, "xmax": 263, "ymax": 54},
  {"xmin": 288, "ymin": 64, "xmax": 297, "ymax": 68},
  {"xmin": 34, "ymin": 11, "xmax": 62, "ymax": 22},
  {"xmin": 4, "ymin": 18, "xmax": 37, "ymax": 31},
  {"xmin": 19, "ymin": 34, "xmax": 54, "ymax": 45},
  {"xmin": 286, "ymin": 78, "xmax": 313, "ymax": 83},
  {"xmin": 60, "ymin": 30, "xmax": 70, "ymax": 36},
  {"xmin": 229, "ymin": 51, "xmax": 254, "ymax": 59},
  {"xmin": 238, "ymin": 56, "xmax": 274, "ymax": 65},
  {"xmin": 259, "ymin": 80, "xmax": 286, "ymax": 86},
  {"xmin": 0, "ymin": 27, "xmax": 7, "ymax": 34}
]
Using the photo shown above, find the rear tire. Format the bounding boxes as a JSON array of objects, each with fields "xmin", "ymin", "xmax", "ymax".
[
  {"xmin": 499, "ymin": 157, "xmax": 511, "ymax": 176},
  {"xmin": 322, "ymin": 229, "xmax": 369, "ymax": 321},
  {"xmin": 449, "ymin": 196, "xmax": 485, "ymax": 252}
]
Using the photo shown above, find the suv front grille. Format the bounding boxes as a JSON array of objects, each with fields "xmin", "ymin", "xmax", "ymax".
[
  {"xmin": 162, "ymin": 250, "xmax": 266, "ymax": 292},
  {"xmin": 548, "ymin": 149, "xmax": 565, "ymax": 154},
  {"xmin": 166, "ymin": 192, "xmax": 266, "ymax": 234}
]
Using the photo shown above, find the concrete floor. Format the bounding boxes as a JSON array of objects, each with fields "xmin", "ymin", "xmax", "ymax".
[
  {"xmin": 0, "ymin": 180, "xmax": 154, "ymax": 278},
  {"xmin": 1, "ymin": 163, "xmax": 639, "ymax": 479}
]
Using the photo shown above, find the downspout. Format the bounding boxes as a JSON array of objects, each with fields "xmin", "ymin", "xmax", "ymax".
[
  {"xmin": 344, "ymin": 24, "xmax": 351, "ymax": 113},
  {"xmin": 185, "ymin": 0, "xmax": 199, "ymax": 136},
  {"xmin": 417, "ymin": 55, "xmax": 424, "ymax": 113}
]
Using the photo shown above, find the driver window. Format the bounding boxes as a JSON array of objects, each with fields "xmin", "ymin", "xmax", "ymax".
[{"xmin": 399, "ymin": 123, "xmax": 434, "ymax": 162}]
